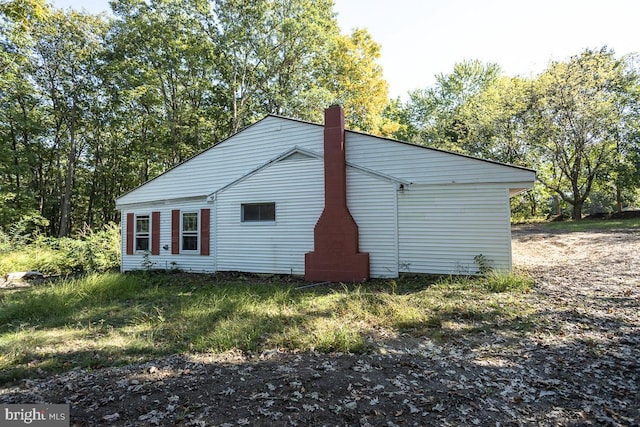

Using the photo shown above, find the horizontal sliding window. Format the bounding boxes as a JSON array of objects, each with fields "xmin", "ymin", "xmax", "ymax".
[{"xmin": 241, "ymin": 203, "xmax": 275, "ymax": 222}]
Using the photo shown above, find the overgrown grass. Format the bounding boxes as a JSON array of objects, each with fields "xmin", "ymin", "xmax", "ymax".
[
  {"xmin": 0, "ymin": 223, "xmax": 120, "ymax": 276},
  {"xmin": 541, "ymin": 217, "xmax": 640, "ymax": 232},
  {"xmin": 482, "ymin": 270, "xmax": 534, "ymax": 293},
  {"xmin": 0, "ymin": 271, "xmax": 534, "ymax": 384}
]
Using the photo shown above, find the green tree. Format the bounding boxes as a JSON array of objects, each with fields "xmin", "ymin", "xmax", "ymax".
[
  {"xmin": 460, "ymin": 76, "xmax": 547, "ymax": 217},
  {"xmin": 404, "ymin": 60, "xmax": 501, "ymax": 148},
  {"xmin": 609, "ymin": 53, "xmax": 640, "ymax": 213},
  {"xmin": 211, "ymin": 0, "xmax": 340, "ymax": 131},
  {"xmin": 458, "ymin": 76, "xmax": 531, "ymax": 163},
  {"xmin": 31, "ymin": 10, "xmax": 107, "ymax": 236},
  {"xmin": 320, "ymin": 28, "xmax": 390, "ymax": 134},
  {"xmin": 109, "ymin": 0, "xmax": 220, "ymax": 168},
  {"xmin": 0, "ymin": 0, "xmax": 49, "ymax": 227},
  {"xmin": 528, "ymin": 48, "xmax": 638, "ymax": 220},
  {"xmin": 380, "ymin": 97, "xmax": 410, "ymax": 139},
  {"xmin": 0, "ymin": 0, "xmax": 397, "ymax": 234}
]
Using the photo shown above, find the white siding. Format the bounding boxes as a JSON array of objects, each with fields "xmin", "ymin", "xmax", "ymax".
[
  {"xmin": 347, "ymin": 169, "xmax": 398, "ymax": 278},
  {"xmin": 117, "ymin": 118, "xmax": 324, "ymax": 206},
  {"xmin": 214, "ymin": 156, "xmax": 399, "ymax": 278},
  {"xmin": 398, "ymin": 184, "xmax": 512, "ymax": 274},
  {"xmin": 116, "ymin": 114, "xmax": 535, "ymax": 279},
  {"xmin": 216, "ymin": 156, "xmax": 324, "ymax": 275},
  {"xmin": 121, "ymin": 200, "xmax": 215, "ymax": 273},
  {"xmin": 117, "ymin": 116, "xmax": 535, "ymax": 209},
  {"xmin": 345, "ymin": 132, "xmax": 536, "ymax": 186}
]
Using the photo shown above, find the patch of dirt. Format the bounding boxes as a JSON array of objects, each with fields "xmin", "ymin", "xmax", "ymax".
[{"xmin": 1, "ymin": 226, "xmax": 639, "ymax": 426}]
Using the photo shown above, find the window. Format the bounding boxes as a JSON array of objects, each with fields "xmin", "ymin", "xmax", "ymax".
[
  {"xmin": 182, "ymin": 212, "xmax": 198, "ymax": 251},
  {"xmin": 241, "ymin": 203, "xmax": 275, "ymax": 222},
  {"xmin": 135, "ymin": 215, "xmax": 150, "ymax": 251}
]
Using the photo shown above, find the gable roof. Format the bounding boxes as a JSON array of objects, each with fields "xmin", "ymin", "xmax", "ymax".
[
  {"xmin": 116, "ymin": 113, "xmax": 535, "ymax": 208},
  {"xmin": 207, "ymin": 146, "xmax": 411, "ymax": 202},
  {"xmin": 207, "ymin": 146, "xmax": 321, "ymax": 201},
  {"xmin": 115, "ymin": 115, "xmax": 273, "ymax": 205},
  {"xmin": 267, "ymin": 113, "xmax": 535, "ymax": 174}
]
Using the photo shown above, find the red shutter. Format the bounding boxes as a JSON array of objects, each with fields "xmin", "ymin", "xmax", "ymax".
[
  {"xmin": 126, "ymin": 213, "xmax": 134, "ymax": 255},
  {"xmin": 171, "ymin": 210, "xmax": 180, "ymax": 254},
  {"xmin": 200, "ymin": 208, "xmax": 210, "ymax": 256},
  {"xmin": 151, "ymin": 211, "xmax": 160, "ymax": 255}
]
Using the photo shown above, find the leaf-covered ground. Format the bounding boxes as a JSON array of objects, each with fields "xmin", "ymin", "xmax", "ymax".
[{"xmin": 1, "ymin": 226, "xmax": 639, "ymax": 426}]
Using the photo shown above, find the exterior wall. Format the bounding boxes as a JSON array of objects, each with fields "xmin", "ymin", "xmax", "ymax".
[
  {"xmin": 346, "ymin": 168, "xmax": 398, "ymax": 278},
  {"xmin": 215, "ymin": 155, "xmax": 324, "ymax": 275},
  {"xmin": 121, "ymin": 200, "xmax": 214, "ymax": 273},
  {"xmin": 121, "ymin": 179, "xmax": 513, "ymax": 277},
  {"xmin": 117, "ymin": 118, "xmax": 325, "ymax": 206},
  {"xmin": 214, "ymin": 156, "xmax": 398, "ymax": 278},
  {"xmin": 116, "ymin": 115, "xmax": 535, "ymax": 279},
  {"xmin": 345, "ymin": 132, "xmax": 535, "ymax": 186},
  {"xmin": 398, "ymin": 184, "xmax": 512, "ymax": 274}
]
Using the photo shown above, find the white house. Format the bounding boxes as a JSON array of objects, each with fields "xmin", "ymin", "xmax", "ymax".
[{"xmin": 116, "ymin": 105, "xmax": 535, "ymax": 280}]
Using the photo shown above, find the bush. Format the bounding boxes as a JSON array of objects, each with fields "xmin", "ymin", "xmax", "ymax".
[
  {"xmin": 0, "ymin": 212, "xmax": 49, "ymax": 252},
  {"xmin": 0, "ymin": 223, "xmax": 121, "ymax": 276},
  {"xmin": 78, "ymin": 223, "xmax": 121, "ymax": 272}
]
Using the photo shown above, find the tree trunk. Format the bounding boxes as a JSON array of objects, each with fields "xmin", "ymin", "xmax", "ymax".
[
  {"xmin": 528, "ymin": 193, "xmax": 537, "ymax": 217},
  {"xmin": 10, "ymin": 125, "xmax": 21, "ymax": 208},
  {"xmin": 572, "ymin": 200, "xmax": 583, "ymax": 221},
  {"xmin": 616, "ymin": 185, "xmax": 623, "ymax": 213},
  {"xmin": 59, "ymin": 103, "xmax": 77, "ymax": 237},
  {"xmin": 86, "ymin": 143, "xmax": 100, "ymax": 228},
  {"xmin": 86, "ymin": 172, "xmax": 96, "ymax": 228},
  {"xmin": 554, "ymin": 195, "xmax": 562, "ymax": 216}
]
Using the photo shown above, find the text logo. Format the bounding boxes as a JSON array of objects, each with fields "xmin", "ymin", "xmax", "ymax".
[{"xmin": 1, "ymin": 405, "xmax": 69, "ymax": 426}]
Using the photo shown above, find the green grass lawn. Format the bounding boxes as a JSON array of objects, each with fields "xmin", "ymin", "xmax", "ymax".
[
  {"xmin": 540, "ymin": 217, "xmax": 640, "ymax": 232},
  {"xmin": 0, "ymin": 271, "xmax": 533, "ymax": 384}
]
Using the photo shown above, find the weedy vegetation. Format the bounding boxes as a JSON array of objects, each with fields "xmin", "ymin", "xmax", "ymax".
[
  {"xmin": 0, "ymin": 215, "xmax": 541, "ymax": 385},
  {"xmin": 0, "ymin": 220, "xmax": 120, "ymax": 276},
  {"xmin": 0, "ymin": 270, "xmax": 533, "ymax": 384}
]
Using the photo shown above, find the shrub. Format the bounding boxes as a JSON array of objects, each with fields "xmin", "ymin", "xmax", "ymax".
[
  {"xmin": 0, "ymin": 212, "xmax": 49, "ymax": 252},
  {"xmin": 0, "ymin": 223, "xmax": 120, "ymax": 276},
  {"xmin": 78, "ymin": 223, "xmax": 121, "ymax": 272}
]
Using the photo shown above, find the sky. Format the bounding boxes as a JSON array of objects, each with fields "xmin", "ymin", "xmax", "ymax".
[{"xmin": 50, "ymin": 0, "xmax": 640, "ymax": 99}]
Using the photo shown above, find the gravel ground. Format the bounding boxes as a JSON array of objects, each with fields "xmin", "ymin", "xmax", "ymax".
[{"xmin": 1, "ymin": 226, "xmax": 639, "ymax": 426}]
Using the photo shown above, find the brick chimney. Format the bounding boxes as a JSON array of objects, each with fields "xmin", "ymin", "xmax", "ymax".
[{"xmin": 305, "ymin": 105, "xmax": 370, "ymax": 282}]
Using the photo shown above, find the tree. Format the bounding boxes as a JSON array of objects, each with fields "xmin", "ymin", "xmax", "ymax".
[
  {"xmin": 457, "ymin": 76, "xmax": 531, "ymax": 163},
  {"xmin": 109, "ymin": 0, "xmax": 221, "ymax": 168},
  {"xmin": 0, "ymin": 0, "xmax": 48, "ymax": 73},
  {"xmin": 0, "ymin": 0, "xmax": 397, "ymax": 234},
  {"xmin": 528, "ymin": 48, "xmax": 638, "ymax": 220},
  {"xmin": 404, "ymin": 60, "xmax": 501, "ymax": 148},
  {"xmin": 320, "ymin": 28, "xmax": 390, "ymax": 135},
  {"xmin": 0, "ymin": 0, "xmax": 49, "ymax": 227},
  {"xmin": 459, "ymin": 76, "xmax": 549, "ymax": 217},
  {"xmin": 609, "ymin": 53, "xmax": 640, "ymax": 213},
  {"xmin": 210, "ymin": 0, "xmax": 340, "ymax": 131},
  {"xmin": 31, "ymin": 10, "xmax": 107, "ymax": 236}
]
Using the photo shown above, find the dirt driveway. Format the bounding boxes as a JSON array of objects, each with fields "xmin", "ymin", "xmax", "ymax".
[{"xmin": 1, "ymin": 226, "xmax": 639, "ymax": 426}]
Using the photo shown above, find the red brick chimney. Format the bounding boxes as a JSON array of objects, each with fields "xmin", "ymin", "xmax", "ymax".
[{"xmin": 305, "ymin": 105, "xmax": 370, "ymax": 282}]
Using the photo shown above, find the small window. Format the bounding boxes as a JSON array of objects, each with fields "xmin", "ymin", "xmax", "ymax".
[
  {"xmin": 135, "ymin": 215, "xmax": 150, "ymax": 251},
  {"xmin": 241, "ymin": 203, "xmax": 275, "ymax": 222},
  {"xmin": 182, "ymin": 212, "xmax": 198, "ymax": 251}
]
